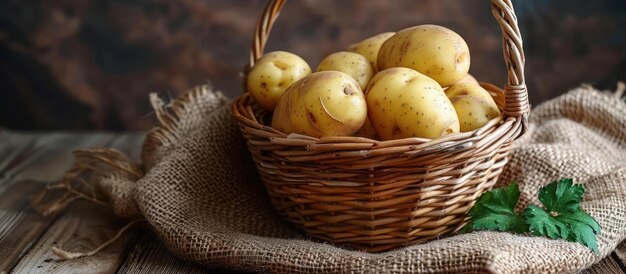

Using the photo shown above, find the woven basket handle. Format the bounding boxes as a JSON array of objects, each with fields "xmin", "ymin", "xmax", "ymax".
[{"xmin": 247, "ymin": 0, "xmax": 530, "ymax": 119}]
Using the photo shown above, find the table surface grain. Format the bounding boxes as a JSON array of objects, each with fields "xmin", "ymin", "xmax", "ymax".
[{"xmin": 0, "ymin": 130, "xmax": 624, "ymax": 274}]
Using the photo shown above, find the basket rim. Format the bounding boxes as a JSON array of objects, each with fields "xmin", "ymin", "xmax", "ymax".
[{"xmin": 231, "ymin": 81, "xmax": 523, "ymax": 154}]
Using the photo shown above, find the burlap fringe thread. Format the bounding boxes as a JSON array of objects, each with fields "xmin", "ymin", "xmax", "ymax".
[
  {"xmin": 30, "ymin": 148, "xmax": 144, "ymax": 259},
  {"xmin": 30, "ymin": 85, "xmax": 219, "ymax": 260},
  {"xmin": 31, "ymin": 82, "xmax": 626, "ymax": 260}
]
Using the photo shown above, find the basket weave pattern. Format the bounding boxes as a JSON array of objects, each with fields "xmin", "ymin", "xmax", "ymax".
[{"xmin": 232, "ymin": 0, "xmax": 529, "ymax": 252}]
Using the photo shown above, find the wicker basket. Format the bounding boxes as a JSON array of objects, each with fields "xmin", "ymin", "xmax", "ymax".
[{"xmin": 231, "ymin": 0, "xmax": 529, "ymax": 252}]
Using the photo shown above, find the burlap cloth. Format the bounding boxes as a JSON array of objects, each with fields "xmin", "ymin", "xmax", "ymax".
[{"xmin": 46, "ymin": 84, "xmax": 626, "ymax": 273}]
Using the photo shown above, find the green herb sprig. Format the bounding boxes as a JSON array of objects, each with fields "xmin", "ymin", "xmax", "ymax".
[{"xmin": 462, "ymin": 178, "xmax": 601, "ymax": 253}]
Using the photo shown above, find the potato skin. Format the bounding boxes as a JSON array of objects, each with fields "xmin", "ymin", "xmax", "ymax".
[
  {"xmin": 317, "ymin": 51, "xmax": 374, "ymax": 90},
  {"xmin": 445, "ymin": 82, "xmax": 497, "ymax": 104},
  {"xmin": 247, "ymin": 51, "xmax": 311, "ymax": 111},
  {"xmin": 445, "ymin": 82, "xmax": 501, "ymax": 132},
  {"xmin": 454, "ymin": 73, "xmax": 478, "ymax": 85},
  {"xmin": 378, "ymin": 25, "xmax": 470, "ymax": 87},
  {"xmin": 348, "ymin": 32, "xmax": 395, "ymax": 70},
  {"xmin": 366, "ymin": 67, "xmax": 459, "ymax": 140},
  {"xmin": 272, "ymin": 71, "xmax": 367, "ymax": 137}
]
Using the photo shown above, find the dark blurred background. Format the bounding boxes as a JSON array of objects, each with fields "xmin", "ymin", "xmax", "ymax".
[{"xmin": 1, "ymin": 0, "xmax": 625, "ymax": 130}]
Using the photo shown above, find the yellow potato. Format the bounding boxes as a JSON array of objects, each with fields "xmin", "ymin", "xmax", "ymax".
[
  {"xmin": 317, "ymin": 51, "xmax": 374, "ymax": 90},
  {"xmin": 272, "ymin": 71, "xmax": 367, "ymax": 137},
  {"xmin": 445, "ymin": 82, "xmax": 501, "ymax": 132},
  {"xmin": 366, "ymin": 67, "xmax": 459, "ymax": 140},
  {"xmin": 354, "ymin": 117, "xmax": 378, "ymax": 139},
  {"xmin": 247, "ymin": 51, "xmax": 311, "ymax": 111},
  {"xmin": 445, "ymin": 82, "xmax": 498, "ymax": 105},
  {"xmin": 378, "ymin": 25, "xmax": 470, "ymax": 87},
  {"xmin": 348, "ymin": 32, "xmax": 395, "ymax": 70},
  {"xmin": 454, "ymin": 74, "xmax": 478, "ymax": 85}
]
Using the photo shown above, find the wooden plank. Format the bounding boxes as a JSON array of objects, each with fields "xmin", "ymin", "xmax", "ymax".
[
  {"xmin": 4, "ymin": 132, "xmax": 116, "ymax": 182},
  {"xmin": 6, "ymin": 132, "xmax": 224, "ymax": 274},
  {"xmin": 614, "ymin": 241, "xmax": 626, "ymax": 272},
  {"xmin": 115, "ymin": 132, "xmax": 144, "ymax": 162},
  {"xmin": 116, "ymin": 230, "xmax": 211, "ymax": 274},
  {"xmin": 0, "ymin": 133, "xmax": 115, "ymax": 273},
  {"xmin": 0, "ymin": 132, "xmax": 37, "ymax": 170},
  {"xmin": 0, "ymin": 181, "xmax": 58, "ymax": 272},
  {"xmin": 10, "ymin": 200, "xmax": 135, "ymax": 274},
  {"xmin": 0, "ymin": 132, "xmax": 116, "ymax": 194},
  {"xmin": 10, "ymin": 133, "xmax": 144, "ymax": 274},
  {"xmin": 583, "ymin": 253, "xmax": 625, "ymax": 274},
  {"xmin": 0, "ymin": 133, "xmax": 38, "ymax": 188}
]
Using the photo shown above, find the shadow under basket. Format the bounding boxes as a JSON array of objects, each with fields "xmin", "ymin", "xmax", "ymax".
[{"xmin": 231, "ymin": 0, "xmax": 530, "ymax": 252}]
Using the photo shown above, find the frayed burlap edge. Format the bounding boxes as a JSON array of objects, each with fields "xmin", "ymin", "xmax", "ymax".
[{"xmin": 31, "ymin": 84, "xmax": 228, "ymax": 259}]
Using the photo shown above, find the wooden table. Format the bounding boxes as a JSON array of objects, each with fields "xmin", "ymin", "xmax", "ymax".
[{"xmin": 0, "ymin": 131, "xmax": 624, "ymax": 274}]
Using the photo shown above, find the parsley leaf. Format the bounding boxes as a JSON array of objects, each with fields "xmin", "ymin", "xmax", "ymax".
[
  {"xmin": 463, "ymin": 178, "xmax": 601, "ymax": 254},
  {"xmin": 560, "ymin": 211, "xmax": 601, "ymax": 253},
  {"xmin": 463, "ymin": 182, "xmax": 528, "ymax": 233},
  {"xmin": 524, "ymin": 179, "xmax": 601, "ymax": 253},
  {"xmin": 537, "ymin": 178, "xmax": 585, "ymax": 213},
  {"xmin": 524, "ymin": 205, "xmax": 569, "ymax": 239}
]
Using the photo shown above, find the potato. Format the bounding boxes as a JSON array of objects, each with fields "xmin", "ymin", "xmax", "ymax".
[
  {"xmin": 445, "ymin": 82, "xmax": 501, "ymax": 132},
  {"xmin": 454, "ymin": 73, "xmax": 478, "ymax": 85},
  {"xmin": 366, "ymin": 67, "xmax": 459, "ymax": 140},
  {"xmin": 354, "ymin": 117, "xmax": 378, "ymax": 139},
  {"xmin": 272, "ymin": 71, "xmax": 367, "ymax": 137},
  {"xmin": 317, "ymin": 51, "xmax": 374, "ymax": 90},
  {"xmin": 247, "ymin": 51, "xmax": 311, "ymax": 111},
  {"xmin": 378, "ymin": 25, "xmax": 470, "ymax": 87},
  {"xmin": 347, "ymin": 32, "xmax": 395, "ymax": 70},
  {"xmin": 445, "ymin": 82, "xmax": 497, "ymax": 105}
]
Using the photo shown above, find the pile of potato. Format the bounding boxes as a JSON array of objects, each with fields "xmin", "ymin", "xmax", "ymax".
[{"xmin": 247, "ymin": 24, "xmax": 501, "ymax": 140}]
